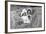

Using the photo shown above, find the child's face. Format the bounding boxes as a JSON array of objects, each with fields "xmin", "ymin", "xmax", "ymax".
[{"xmin": 27, "ymin": 11, "xmax": 31, "ymax": 14}]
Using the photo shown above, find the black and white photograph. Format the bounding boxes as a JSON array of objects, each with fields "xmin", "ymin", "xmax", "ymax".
[{"xmin": 6, "ymin": 1, "xmax": 45, "ymax": 33}]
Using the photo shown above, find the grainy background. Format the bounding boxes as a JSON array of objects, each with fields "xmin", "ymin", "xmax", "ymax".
[{"xmin": 10, "ymin": 5, "xmax": 42, "ymax": 29}]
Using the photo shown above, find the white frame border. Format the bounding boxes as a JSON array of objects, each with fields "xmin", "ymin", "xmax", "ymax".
[{"xmin": 8, "ymin": 2, "xmax": 44, "ymax": 32}]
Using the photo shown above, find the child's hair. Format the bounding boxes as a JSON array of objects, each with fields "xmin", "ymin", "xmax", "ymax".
[{"xmin": 27, "ymin": 9, "xmax": 32, "ymax": 15}]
